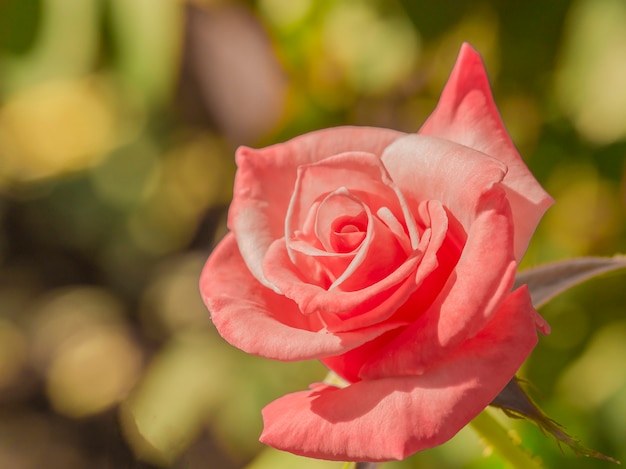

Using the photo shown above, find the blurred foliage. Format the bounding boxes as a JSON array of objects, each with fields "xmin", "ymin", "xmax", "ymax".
[{"xmin": 0, "ymin": 0, "xmax": 625, "ymax": 468}]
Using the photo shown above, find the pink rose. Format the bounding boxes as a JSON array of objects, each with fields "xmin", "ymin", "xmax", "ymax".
[{"xmin": 200, "ymin": 43, "xmax": 553, "ymax": 462}]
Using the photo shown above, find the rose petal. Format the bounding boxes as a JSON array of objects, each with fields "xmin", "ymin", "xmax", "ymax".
[
  {"xmin": 381, "ymin": 134, "xmax": 507, "ymax": 235},
  {"xmin": 419, "ymin": 43, "xmax": 553, "ymax": 260},
  {"xmin": 230, "ymin": 127, "xmax": 405, "ymax": 289},
  {"xmin": 264, "ymin": 238, "xmax": 423, "ymax": 332},
  {"xmin": 280, "ymin": 152, "xmax": 420, "ymax": 294},
  {"xmin": 286, "ymin": 152, "xmax": 419, "ymax": 257},
  {"xmin": 320, "ymin": 201, "xmax": 457, "ymax": 382},
  {"xmin": 374, "ymin": 136, "xmax": 517, "ymax": 378},
  {"xmin": 200, "ymin": 234, "xmax": 404, "ymax": 360},
  {"xmin": 260, "ymin": 286, "xmax": 539, "ymax": 462},
  {"xmin": 310, "ymin": 190, "xmax": 410, "ymax": 292},
  {"xmin": 315, "ymin": 189, "xmax": 368, "ymax": 253},
  {"xmin": 359, "ymin": 180, "xmax": 517, "ymax": 379},
  {"xmin": 287, "ymin": 188, "xmax": 371, "ymax": 289}
]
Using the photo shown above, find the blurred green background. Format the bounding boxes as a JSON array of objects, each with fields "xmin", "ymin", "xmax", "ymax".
[{"xmin": 0, "ymin": 0, "xmax": 625, "ymax": 468}]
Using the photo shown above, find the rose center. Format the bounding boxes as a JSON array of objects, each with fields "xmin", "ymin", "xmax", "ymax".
[
  {"xmin": 331, "ymin": 218, "xmax": 367, "ymax": 253},
  {"xmin": 314, "ymin": 189, "xmax": 369, "ymax": 254}
]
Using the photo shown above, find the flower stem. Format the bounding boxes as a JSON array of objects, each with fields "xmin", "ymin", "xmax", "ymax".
[{"xmin": 470, "ymin": 410, "xmax": 543, "ymax": 469}]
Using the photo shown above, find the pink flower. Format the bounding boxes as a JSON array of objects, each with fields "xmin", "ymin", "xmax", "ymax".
[{"xmin": 199, "ymin": 43, "xmax": 553, "ymax": 462}]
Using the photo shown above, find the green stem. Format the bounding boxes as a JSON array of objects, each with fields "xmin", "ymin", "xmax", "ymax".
[{"xmin": 470, "ymin": 410, "xmax": 543, "ymax": 469}]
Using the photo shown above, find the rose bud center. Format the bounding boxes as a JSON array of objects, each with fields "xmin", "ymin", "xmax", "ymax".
[{"xmin": 331, "ymin": 217, "xmax": 367, "ymax": 253}]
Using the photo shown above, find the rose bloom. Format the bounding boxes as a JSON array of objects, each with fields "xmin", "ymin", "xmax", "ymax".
[{"xmin": 200, "ymin": 43, "xmax": 553, "ymax": 462}]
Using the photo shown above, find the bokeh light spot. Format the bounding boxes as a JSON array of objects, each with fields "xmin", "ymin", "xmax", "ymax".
[
  {"xmin": 89, "ymin": 138, "xmax": 160, "ymax": 210},
  {"xmin": 46, "ymin": 326, "xmax": 142, "ymax": 418},
  {"xmin": 28, "ymin": 287, "xmax": 142, "ymax": 417},
  {"xmin": 258, "ymin": 0, "xmax": 312, "ymax": 30},
  {"xmin": 140, "ymin": 253, "xmax": 212, "ymax": 339},
  {"xmin": 557, "ymin": 321, "xmax": 626, "ymax": 408},
  {"xmin": 0, "ymin": 77, "xmax": 118, "ymax": 183},
  {"xmin": 556, "ymin": 0, "xmax": 626, "ymax": 143},
  {"xmin": 543, "ymin": 164, "xmax": 621, "ymax": 256},
  {"xmin": 322, "ymin": 1, "xmax": 420, "ymax": 94}
]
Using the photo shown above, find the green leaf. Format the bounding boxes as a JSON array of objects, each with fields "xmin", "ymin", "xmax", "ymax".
[
  {"xmin": 514, "ymin": 255, "xmax": 626, "ymax": 308},
  {"xmin": 491, "ymin": 378, "xmax": 620, "ymax": 464}
]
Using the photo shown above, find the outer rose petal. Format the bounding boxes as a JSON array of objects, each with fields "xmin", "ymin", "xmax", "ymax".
[
  {"xmin": 419, "ymin": 43, "xmax": 553, "ymax": 260},
  {"xmin": 230, "ymin": 127, "xmax": 405, "ymax": 289},
  {"xmin": 381, "ymin": 134, "xmax": 507, "ymax": 234},
  {"xmin": 260, "ymin": 287, "xmax": 539, "ymax": 462},
  {"xmin": 200, "ymin": 233, "xmax": 404, "ymax": 361}
]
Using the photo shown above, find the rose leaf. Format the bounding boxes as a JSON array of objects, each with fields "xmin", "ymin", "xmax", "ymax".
[
  {"xmin": 491, "ymin": 377, "xmax": 619, "ymax": 463},
  {"xmin": 514, "ymin": 255, "xmax": 626, "ymax": 308}
]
